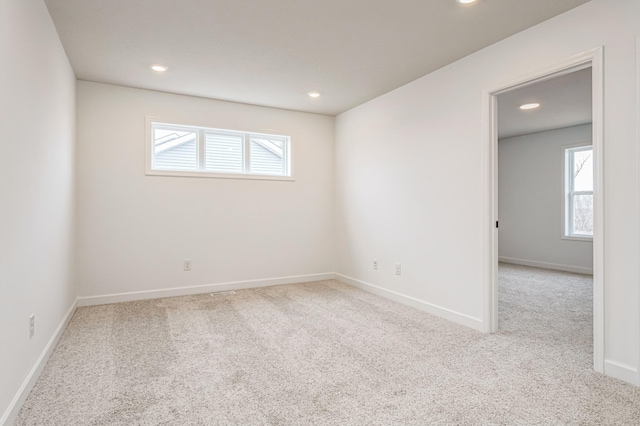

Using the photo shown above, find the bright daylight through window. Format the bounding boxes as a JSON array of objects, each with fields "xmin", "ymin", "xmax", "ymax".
[
  {"xmin": 148, "ymin": 121, "xmax": 291, "ymax": 179},
  {"xmin": 564, "ymin": 145, "xmax": 593, "ymax": 238}
]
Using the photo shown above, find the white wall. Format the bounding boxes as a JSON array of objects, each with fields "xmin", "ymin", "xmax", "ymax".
[
  {"xmin": 0, "ymin": 0, "xmax": 76, "ymax": 421},
  {"xmin": 335, "ymin": 0, "xmax": 639, "ymax": 383},
  {"xmin": 76, "ymin": 82, "xmax": 334, "ymax": 298},
  {"xmin": 498, "ymin": 124, "xmax": 593, "ymax": 274}
]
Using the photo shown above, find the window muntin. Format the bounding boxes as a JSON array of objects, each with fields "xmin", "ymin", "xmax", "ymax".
[
  {"xmin": 148, "ymin": 121, "xmax": 291, "ymax": 179},
  {"xmin": 564, "ymin": 145, "xmax": 593, "ymax": 238}
]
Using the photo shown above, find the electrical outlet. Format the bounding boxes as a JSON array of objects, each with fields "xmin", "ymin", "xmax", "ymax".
[
  {"xmin": 29, "ymin": 314, "xmax": 35, "ymax": 339},
  {"xmin": 184, "ymin": 259, "xmax": 192, "ymax": 271},
  {"xmin": 395, "ymin": 263, "xmax": 402, "ymax": 276},
  {"xmin": 373, "ymin": 259, "xmax": 378, "ymax": 270}
]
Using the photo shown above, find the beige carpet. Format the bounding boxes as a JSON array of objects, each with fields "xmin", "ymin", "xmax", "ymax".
[{"xmin": 15, "ymin": 265, "xmax": 640, "ymax": 425}]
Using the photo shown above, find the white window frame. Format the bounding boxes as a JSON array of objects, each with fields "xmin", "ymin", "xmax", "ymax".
[
  {"xmin": 562, "ymin": 143, "xmax": 593, "ymax": 241},
  {"xmin": 145, "ymin": 117, "xmax": 294, "ymax": 181}
]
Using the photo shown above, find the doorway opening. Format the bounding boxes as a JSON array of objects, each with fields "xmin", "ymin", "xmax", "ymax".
[{"xmin": 484, "ymin": 48, "xmax": 604, "ymax": 373}]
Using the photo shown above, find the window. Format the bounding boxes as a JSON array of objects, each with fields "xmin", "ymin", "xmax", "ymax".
[
  {"xmin": 146, "ymin": 120, "xmax": 292, "ymax": 179},
  {"xmin": 564, "ymin": 145, "xmax": 593, "ymax": 239}
]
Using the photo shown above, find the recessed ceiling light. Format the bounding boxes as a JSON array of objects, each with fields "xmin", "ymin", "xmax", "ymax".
[
  {"xmin": 308, "ymin": 91, "xmax": 321, "ymax": 98},
  {"xmin": 457, "ymin": 0, "xmax": 477, "ymax": 4},
  {"xmin": 151, "ymin": 64, "xmax": 168, "ymax": 72},
  {"xmin": 519, "ymin": 103, "xmax": 540, "ymax": 110}
]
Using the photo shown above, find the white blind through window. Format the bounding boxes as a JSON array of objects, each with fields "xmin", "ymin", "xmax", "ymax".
[
  {"xmin": 153, "ymin": 128, "xmax": 198, "ymax": 171},
  {"xmin": 250, "ymin": 137, "xmax": 286, "ymax": 175},
  {"xmin": 149, "ymin": 121, "xmax": 291, "ymax": 179},
  {"xmin": 205, "ymin": 133, "xmax": 244, "ymax": 174}
]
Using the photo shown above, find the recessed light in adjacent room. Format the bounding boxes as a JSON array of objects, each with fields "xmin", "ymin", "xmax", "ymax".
[
  {"xmin": 519, "ymin": 103, "xmax": 540, "ymax": 110},
  {"xmin": 151, "ymin": 64, "xmax": 168, "ymax": 72},
  {"xmin": 308, "ymin": 91, "xmax": 321, "ymax": 98}
]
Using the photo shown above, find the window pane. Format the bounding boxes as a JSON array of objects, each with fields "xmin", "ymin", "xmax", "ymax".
[
  {"xmin": 573, "ymin": 148, "xmax": 593, "ymax": 191},
  {"xmin": 572, "ymin": 194, "xmax": 593, "ymax": 236},
  {"xmin": 153, "ymin": 127, "xmax": 197, "ymax": 171},
  {"xmin": 205, "ymin": 133, "xmax": 244, "ymax": 173},
  {"xmin": 149, "ymin": 121, "xmax": 291, "ymax": 179},
  {"xmin": 250, "ymin": 137, "xmax": 285, "ymax": 175}
]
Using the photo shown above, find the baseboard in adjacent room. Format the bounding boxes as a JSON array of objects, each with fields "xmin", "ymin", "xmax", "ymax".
[
  {"xmin": 335, "ymin": 273, "xmax": 483, "ymax": 331},
  {"xmin": 0, "ymin": 299, "xmax": 78, "ymax": 426},
  {"xmin": 76, "ymin": 273, "xmax": 336, "ymax": 307},
  {"xmin": 499, "ymin": 257, "xmax": 593, "ymax": 275},
  {"xmin": 604, "ymin": 359, "xmax": 639, "ymax": 386}
]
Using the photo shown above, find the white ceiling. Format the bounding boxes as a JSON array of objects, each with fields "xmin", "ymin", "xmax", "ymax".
[
  {"xmin": 498, "ymin": 67, "xmax": 592, "ymax": 139},
  {"xmin": 44, "ymin": 0, "xmax": 590, "ymax": 116}
]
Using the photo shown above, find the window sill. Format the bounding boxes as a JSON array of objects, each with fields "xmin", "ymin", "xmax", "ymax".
[
  {"xmin": 145, "ymin": 169, "xmax": 295, "ymax": 181},
  {"xmin": 561, "ymin": 235, "xmax": 593, "ymax": 242}
]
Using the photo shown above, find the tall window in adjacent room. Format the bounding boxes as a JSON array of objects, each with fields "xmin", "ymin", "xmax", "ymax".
[
  {"xmin": 147, "ymin": 120, "xmax": 292, "ymax": 180},
  {"xmin": 564, "ymin": 145, "xmax": 593, "ymax": 239}
]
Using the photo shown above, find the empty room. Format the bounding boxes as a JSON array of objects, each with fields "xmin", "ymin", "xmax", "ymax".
[
  {"xmin": 2, "ymin": 0, "xmax": 640, "ymax": 424},
  {"xmin": 496, "ymin": 67, "xmax": 596, "ymax": 378}
]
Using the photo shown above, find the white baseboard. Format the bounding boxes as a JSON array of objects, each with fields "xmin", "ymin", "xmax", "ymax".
[
  {"xmin": 76, "ymin": 273, "xmax": 336, "ymax": 307},
  {"xmin": 604, "ymin": 359, "xmax": 639, "ymax": 386},
  {"xmin": 0, "ymin": 299, "xmax": 78, "ymax": 426},
  {"xmin": 499, "ymin": 256, "xmax": 593, "ymax": 275},
  {"xmin": 335, "ymin": 273, "xmax": 483, "ymax": 331}
]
